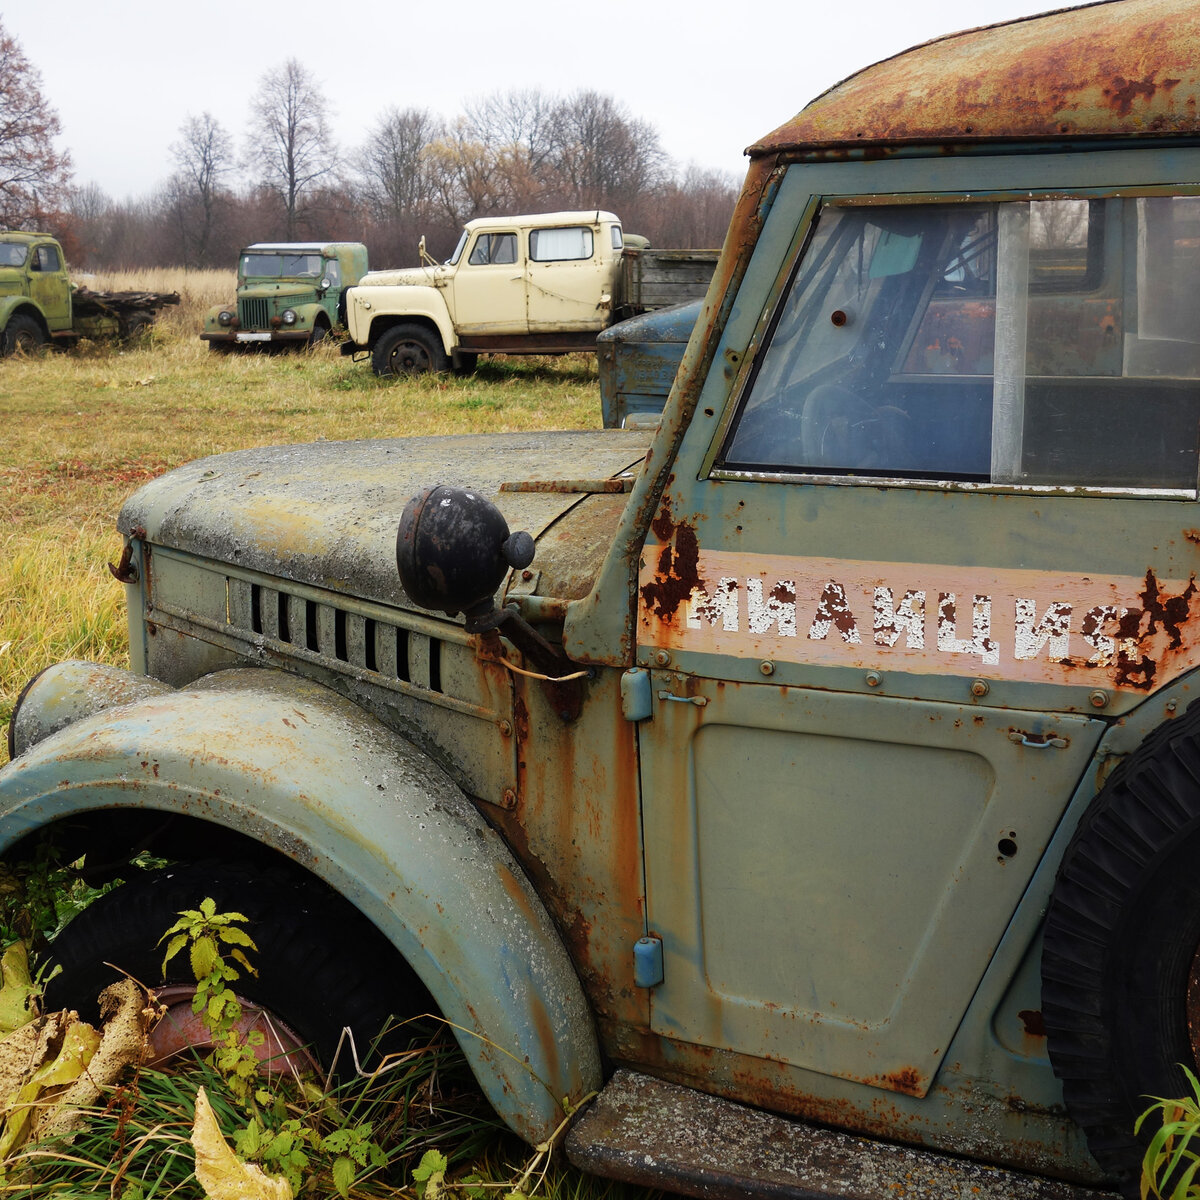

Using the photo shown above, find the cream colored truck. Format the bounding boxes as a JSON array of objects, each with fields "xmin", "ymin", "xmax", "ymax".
[{"xmin": 342, "ymin": 210, "xmax": 716, "ymax": 375}]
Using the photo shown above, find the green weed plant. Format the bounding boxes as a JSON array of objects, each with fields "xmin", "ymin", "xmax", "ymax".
[{"xmin": 1138, "ymin": 1067, "xmax": 1200, "ymax": 1199}]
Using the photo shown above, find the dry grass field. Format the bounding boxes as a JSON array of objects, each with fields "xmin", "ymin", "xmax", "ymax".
[{"xmin": 0, "ymin": 273, "xmax": 602, "ymax": 754}]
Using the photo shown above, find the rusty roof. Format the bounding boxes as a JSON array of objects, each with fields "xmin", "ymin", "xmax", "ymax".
[{"xmin": 750, "ymin": 0, "xmax": 1200, "ymax": 156}]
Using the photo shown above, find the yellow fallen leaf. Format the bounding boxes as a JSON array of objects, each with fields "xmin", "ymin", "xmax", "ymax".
[
  {"xmin": 0, "ymin": 1015, "xmax": 99, "ymax": 1158},
  {"xmin": 192, "ymin": 1087, "xmax": 292, "ymax": 1200},
  {"xmin": 0, "ymin": 943, "xmax": 38, "ymax": 1035}
]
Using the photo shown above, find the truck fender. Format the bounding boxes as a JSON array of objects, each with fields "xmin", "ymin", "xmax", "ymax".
[
  {"xmin": 350, "ymin": 284, "xmax": 455, "ymax": 353},
  {"xmin": 0, "ymin": 665, "xmax": 601, "ymax": 1143},
  {"xmin": 0, "ymin": 295, "xmax": 46, "ymax": 334}
]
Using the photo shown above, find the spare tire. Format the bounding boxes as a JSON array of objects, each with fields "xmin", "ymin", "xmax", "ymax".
[{"xmin": 1043, "ymin": 703, "xmax": 1200, "ymax": 1197}]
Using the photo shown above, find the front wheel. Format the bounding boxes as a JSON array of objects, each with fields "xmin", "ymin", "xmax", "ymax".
[
  {"xmin": 3, "ymin": 314, "xmax": 45, "ymax": 356},
  {"xmin": 372, "ymin": 324, "xmax": 448, "ymax": 377},
  {"xmin": 46, "ymin": 861, "xmax": 426, "ymax": 1074},
  {"xmin": 1043, "ymin": 705, "xmax": 1200, "ymax": 1197}
]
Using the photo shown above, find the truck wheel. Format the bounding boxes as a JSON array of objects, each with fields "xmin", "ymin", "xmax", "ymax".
[
  {"xmin": 372, "ymin": 324, "xmax": 448, "ymax": 377},
  {"xmin": 3, "ymin": 315, "xmax": 45, "ymax": 356},
  {"xmin": 45, "ymin": 860, "xmax": 427, "ymax": 1074},
  {"xmin": 122, "ymin": 312, "xmax": 152, "ymax": 342},
  {"xmin": 1042, "ymin": 705, "xmax": 1200, "ymax": 1196},
  {"xmin": 307, "ymin": 321, "xmax": 328, "ymax": 349}
]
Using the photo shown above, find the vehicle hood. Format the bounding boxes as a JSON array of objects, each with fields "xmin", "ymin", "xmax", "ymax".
[
  {"xmin": 238, "ymin": 283, "xmax": 319, "ymax": 301},
  {"xmin": 118, "ymin": 431, "xmax": 653, "ymax": 615},
  {"xmin": 356, "ymin": 266, "xmax": 441, "ymax": 288}
]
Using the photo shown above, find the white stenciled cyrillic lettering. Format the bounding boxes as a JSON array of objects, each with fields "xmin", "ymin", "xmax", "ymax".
[
  {"xmin": 747, "ymin": 578, "xmax": 797, "ymax": 636},
  {"xmin": 1014, "ymin": 598, "xmax": 1073, "ymax": 661},
  {"xmin": 937, "ymin": 593, "xmax": 1000, "ymax": 665},
  {"xmin": 1081, "ymin": 604, "xmax": 1133, "ymax": 666},
  {"xmin": 874, "ymin": 588, "xmax": 926, "ymax": 649},
  {"xmin": 808, "ymin": 582, "xmax": 862, "ymax": 645},
  {"xmin": 686, "ymin": 577, "xmax": 740, "ymax": 632}
]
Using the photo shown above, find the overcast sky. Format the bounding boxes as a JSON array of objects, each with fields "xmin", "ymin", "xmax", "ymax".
[{"xmin": 12, "ymin": 0, "xmax": 1064, "ymax": 203}]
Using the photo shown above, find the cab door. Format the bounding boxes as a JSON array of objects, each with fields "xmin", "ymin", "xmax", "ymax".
[
  {"xmin": 448, "ymin": 229, "xmax": 528, "ymax": 335},
  {"xmin": 525, "ymin": 222, "xmax": 613, "ymax": 333},
  {"xmin": 633, "ymin": 158, "xmax": 1200, "ymax": 1098},
  {"xmin": 28, "ymin": 242, "xmax": 71, "ymax": 331}
]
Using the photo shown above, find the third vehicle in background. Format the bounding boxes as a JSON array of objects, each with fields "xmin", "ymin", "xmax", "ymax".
[
  {"xmin": 342, "ymin": 210, "xmax": 717, "ymax": 376},
  {"xmin": 201, "ymin": 242, "xmax": 369, "ymax": 351},
  {"xmin": 0, "ymin": 231, "xmax": 178, "ymax": 354}
]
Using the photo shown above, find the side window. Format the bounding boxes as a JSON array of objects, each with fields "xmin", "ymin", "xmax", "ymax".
[
  {"xmin": 530, "ymin": 226, "xmax": 594, "ymax": 262},
  {"xmin": 719, "ymin": 196, "xmax": 1200, "ymax": 493},
  {"xmin": 468, "ymin": 233, "xmax": 517, "ymax": 266},
  {"xmin": 32, "ymin": 245, "xmax": 60, "ymax": 272},
  {"xmin": 611, "ymin": 225, "xmax": 624, "ymax": 250},
  {"xmin": 323, "ymin": 260, "xmax": 342, "ymax": 288}
]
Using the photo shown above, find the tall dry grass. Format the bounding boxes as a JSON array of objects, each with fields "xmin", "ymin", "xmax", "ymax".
[{"xmin": 0, "ymin": 271, "xmax": 601, "ymax": 752}]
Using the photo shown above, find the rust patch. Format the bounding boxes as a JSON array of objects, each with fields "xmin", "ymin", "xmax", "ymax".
[
  {"xmin": 875, "ymin": 1066, "xmax": 925, "ymax": 1097},
  {"xmin": 1185, "ymin": 529, "xmax": 1200, "ymax": 545},
  {"xmin": 1114, "ymin": 570, "xmax": 1198, "ymax": 690},
  {"xmin": 749, "ymin": 2, "xmax": 1200, "ymax": 156},
  {"xmin": 1018, "ymin": 1009, "xmax": 1046, "ymax": 1038},
  {"xmin": 640, "ymin": 507, "xmax": 701, "ymax": 621}
]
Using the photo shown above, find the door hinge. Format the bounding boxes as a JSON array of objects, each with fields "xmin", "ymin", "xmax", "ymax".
[{"xmin": 633, "ymin": 935, "xmax": 664, "ymax": 988}]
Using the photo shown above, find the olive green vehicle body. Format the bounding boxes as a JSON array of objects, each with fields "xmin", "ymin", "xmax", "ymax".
[
  {"xmin": 7, "ymin": 3, "xmax": 1200, "ymax": 1196},
  {"xmin": 0, "ymin": 231, "xmax": 177, "ymax": 347},
  {"xmin": 201, "ymin": 242, "xmax": 368, "ymax": 348}
]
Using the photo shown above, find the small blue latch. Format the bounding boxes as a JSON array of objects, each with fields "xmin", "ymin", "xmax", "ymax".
[
  {"xmin": 633, "ymin": 935, "xmax": 664, "ymax": 988},
  {"xmin": 621, "ymin": 668, "xmax": 653, "ymax": 722}
]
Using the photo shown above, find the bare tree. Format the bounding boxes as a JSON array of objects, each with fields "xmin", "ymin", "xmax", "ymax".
[
  {"xmin": 0, "ymin": 18, "xmax": 72, "ymax": 228},
  {"xmin": 168, "ymin": 112, "xmax": 236, "ymax": 266},
  {"xmin": 549, "ymin": 91, "xmax": 668, "ymax": 212},
  {"xmin": 356, "ymin": 106, "xmax": 440, "ymax": 223},
  {"xmin": 423, "ymin": 120, "xmax": 506, "ymax": 226},
  {"xmin": 246, "ymin": 59, "xmax": 336, "ymax": 239}
]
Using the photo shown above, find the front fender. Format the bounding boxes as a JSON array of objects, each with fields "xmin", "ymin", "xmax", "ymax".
[
  {"xmin": 346, "ymin": 284, "xmax": 454, "ymax": 351},
  {"xmin": 0, "ymin": 296, "xmax": 45, "ymax": 332},
  {"xmin": 0, "ymin": 667, "xmax": 600, "ymax": 1142}
]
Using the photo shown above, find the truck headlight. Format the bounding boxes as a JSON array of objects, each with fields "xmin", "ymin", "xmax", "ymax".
[
  {"xmin": 281, "ymin": 309, "xmax": 297, "ymax": 326},
  {"xmin": 217, "ymin": 310, "xmax": 235, "ymax": 326}
]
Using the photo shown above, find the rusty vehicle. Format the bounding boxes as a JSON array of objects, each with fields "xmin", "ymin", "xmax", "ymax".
[
  {"xmin": 7, "ymin": 1, "xmax": 1200, "ymax": 1196},
  {"xmin": 0, "ymin": 232, "xmax": 178, "ymax": 352},
  {"xmin": 343, "ymin": 210, "xmax": 717, "ymax": 376}
]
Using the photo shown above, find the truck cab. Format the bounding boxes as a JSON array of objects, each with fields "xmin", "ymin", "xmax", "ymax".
[
  {"xmin": 202, "ymin": 241, "xmax": 368, "ymax": 349},
  {"xmin": 6, "ymin": 4, "xmax": 1200, "ymax": 1198},
  {"xmin": 345, "ymin": 210, "xmax": 626, "ymax": 374},
  {"xmin": 0, "ymin": 233, "xmax": 73, "ymax": 348}
]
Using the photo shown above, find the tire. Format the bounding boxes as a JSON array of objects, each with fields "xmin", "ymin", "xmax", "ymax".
[
  {"xmin": 122, "ymin": 312, "xmax": 152, "ymax": 342},
  {"xmin": 1043, "ymin": 703, "xmax": 1200, "ymax": 1196},
  {"xmin": 372, "ymin": 324, "xmax": 448, "ymax": 377},
  {"xmin": 306, "ymin": 321, "xmax": 329, "ymax": 349},
  {"xmin": 3, "ymin": 314, "xmax": 45, "ymax": 356},
  {"xmin": 46, "ymin": 861, "xmax": 428, "ymax": 1073}
]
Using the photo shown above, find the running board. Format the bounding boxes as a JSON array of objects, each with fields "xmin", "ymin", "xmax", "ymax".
[{"xmin": 565, "ymin": 1070, "xmax": 1119, "ymax": 1200}]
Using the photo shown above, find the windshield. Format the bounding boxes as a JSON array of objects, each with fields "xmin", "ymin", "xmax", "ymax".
[
  {"xmin": 0, "ymin": 244, "xmax": 28, "ymax": 268},
  {"xmin": 241, "ymin": 252, "xmax": 324, "ymax": 279},
  {"xmin": 720, "ymin": 195, "xmax": 1200, "ymax": 493},
  {"xmin": 447, "ymin": 230, "xmax": 469, "ymax": 266}
]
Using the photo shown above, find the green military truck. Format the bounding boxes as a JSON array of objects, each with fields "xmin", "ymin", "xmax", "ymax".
[
  {"xmin": 7, "ymin": 2, "xmax": 1200, "ymax": 1196},
  {"xmin": 201, "ymin": 241, "xmax": 368, "ymax": 350},
  {"xmin": 0, "ymin": 231, "xmax": 178, "ymax": 353}
]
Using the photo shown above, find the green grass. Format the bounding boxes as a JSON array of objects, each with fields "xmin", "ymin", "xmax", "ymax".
[
  {"xmin": 0, "ymin": 322, "xmax": 601, "ymax": 755},
  {"xmin": 0, "ymin": 324, "xmax": 661, "ymax": 1198}
]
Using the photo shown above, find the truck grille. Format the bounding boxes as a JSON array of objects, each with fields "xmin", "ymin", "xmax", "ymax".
[{"xmin": 239, "ymin": 298, "xmax": 270, "ymax": 329}]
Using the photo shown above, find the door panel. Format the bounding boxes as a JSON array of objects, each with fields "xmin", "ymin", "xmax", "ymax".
[{"xmin": 639, "ymin": 674, "xmax": 1101, "ymax": 1094}]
